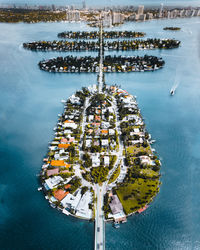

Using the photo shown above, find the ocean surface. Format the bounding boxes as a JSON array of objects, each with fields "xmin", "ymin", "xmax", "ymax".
[{"xmin": 0, "ymin": 17, "xmax": 200, "ymax": 250}]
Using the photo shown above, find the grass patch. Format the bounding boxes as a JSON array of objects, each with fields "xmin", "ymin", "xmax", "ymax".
[
  {"xmin": 115, "ymin": 178, "xmax": 159, "ymax": 214},
  {"xmin": 127, "ymin": 145, "xmax": 152, "ymax": 156}
]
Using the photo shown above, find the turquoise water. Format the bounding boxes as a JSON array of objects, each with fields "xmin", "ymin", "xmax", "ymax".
[{"xmin": 0, "ymin": 18, "xmax": 200, "ymax": 249}]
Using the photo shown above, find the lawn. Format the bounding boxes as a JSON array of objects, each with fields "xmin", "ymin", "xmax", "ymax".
[
  {"xmin": 126, "ymin": 145, "xmax": 152, "ymax": 156},
  {"xmin": 116, "ymin": 178, "xmax": 159, "ymax": 214}
]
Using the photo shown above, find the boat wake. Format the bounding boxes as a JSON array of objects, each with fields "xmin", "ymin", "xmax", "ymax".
[{"xmin": 170, "ymin": 68, "xmax": 180, "ymax": 95}]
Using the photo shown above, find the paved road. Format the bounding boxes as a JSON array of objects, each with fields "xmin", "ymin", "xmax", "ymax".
[
  {"xmin": 98, "ymin": 19, "xmax": 103, "ymax": 93},
  {"xmin": 94, "ymin": 184, "xmax": 105, "ymax": 250}
]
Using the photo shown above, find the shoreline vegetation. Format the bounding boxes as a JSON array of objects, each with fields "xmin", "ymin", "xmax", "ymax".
[
  {"xmin": 0, "ymin": 6, "xmax": 199, "ymax": 24},
  {"xmin": 163, "ymin": 26, "xmax": 181, "ymax": 31},
  {"xmin": 58, "ymin": 31, "xmax": 146, "ymax": 39},
  {"xmin": 40, "ymin": 84, "xmax": 161, "ymax": 220},
  {"xmin": 23, "ymin": 38, "xmax": 180, "ymax": 52},
  {"xmin": 38, "ymin": 55, "xmax": 165, "ymax": 73},
  {"xmin": 0, "ymin": 9, "xmax": 67, "ymax": 23}
]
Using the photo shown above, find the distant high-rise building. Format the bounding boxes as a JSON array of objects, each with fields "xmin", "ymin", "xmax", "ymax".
[
  {"xmin": 82, "ymin": 0, "xmax": 86, "ymax": 9},
  {"xmin": 112, "ymin": 12, "xmax": 124, "ymax": 24},
  {"xmin": 66, "ymin": 10, "xmax": 80, "ymax": 21},
  {"xmin": 138, "ymin": 5, "xmax": 144, "ymax": 15},
  {"xmin": 146, "ymin": 12, "xmax": 153, "ymax": 20},
  {"xmin": 102, "ymin": 11, "xmax": 112, "ymax": 27},
  {"xmin": 138, "ymin": 14, "xmax": 146, "ymax": 21},
  {"xmin": 159, "ymin": 3, "xmax": 164, "ymax": 18}
]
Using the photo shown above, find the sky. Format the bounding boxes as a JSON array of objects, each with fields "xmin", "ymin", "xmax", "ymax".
[{"xmin": 0, "ymin": 0, "xmax": 200, "ymax": 7}]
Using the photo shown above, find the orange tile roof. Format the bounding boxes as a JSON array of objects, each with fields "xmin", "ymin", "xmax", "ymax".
[
  {"xmin": 58, "ymin": 144, "xmax": 70, "ymax": 149},
  {"xmin": 53, "ymin": 189, "xmax": 69, "ymax": 201},
  {"xmin": 51, "ymin": 160, "xmax": 65, "ymax": 167},
  {"xmin": 64, "ymin": 184, "xmax": 71, "ymax": 190},
  {"xmin": 95, "ymin": 115, "xmax": 101, "ymax": 121},
  {"xmin": 64, "ymin": 120, "xmax": 74, "ymax": 123},
  {"xmin": 101, "ymin": 130, "xmax": 108, "ymax": 134}
]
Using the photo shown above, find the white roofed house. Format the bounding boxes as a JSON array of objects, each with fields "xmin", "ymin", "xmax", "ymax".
[
  {"xmin": 86, "ymin": 139, "xmax": 92, "ymax": 148},
  {"xmin": 140, "ymin": 155, "xmax": 155, "ymax": 166},
  {"xmin": 61, "ymin": 189, "xmax": 82, "ymax": 210},
  {"xmin": 102, "ymin": 139, "xmax": 109, "ymax": 148},
  {"xmin": 88, "ymin": 115, "xmax": 94, "ymax": 122},
  {"xmin": 75, "ymin": 191, "xmax": 93, "ymax": 219},
  {"xmin": 92, "ymin": 154, "xmax": 100, "ymax": 167},
  {"xmin": 69, "ymin": 94, "xmax": 81, "ymax": 105},
  {"xmin": 109, "ymin": 129, "xmax": 115, "ymax": 135},
  {"xmin": 104, "ymin": 156, "xmax": 110, "ymax": 166},
  {"xmin": 44, "ymin": 176, "xmax": 64, "ymax": 190},
  {"xmin": 63, "ymin": 120, "xmax": 78, "ymax": 129}
]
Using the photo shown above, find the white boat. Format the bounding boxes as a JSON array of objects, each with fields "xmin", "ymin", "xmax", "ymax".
[
  {"xmin": 170, "ymin": 89, "xmax": 175, "ymax": 95},
  {"xmin": 61, "ymin": 99, "xmax": 66, "ymax": 103},
  {"xmin": 38, "ymin": 187, "xmax": 42, "ymax": 191}
]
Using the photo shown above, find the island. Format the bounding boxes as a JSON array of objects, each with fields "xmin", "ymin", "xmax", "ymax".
[
  {"xmin": 163, "ymin": 27, "xmax": 181, "ymax": 31},
  {"xmin": 40, "ymin": 83, "xmax": 161, "ymax": 221},
  {"xmin": 35, "ymin": 17, "xmax": 165, "ymax": 250},
  {"xmin": 38, "ymin": 55, "xmax": 165, "ymax": 73},
  {"xmin": 58, "ymin": 31, "xmax": 146, "ymax": 39},
  {"xmin": 23, "ymin": 38, "xmax": 180, "ymax": 52}
]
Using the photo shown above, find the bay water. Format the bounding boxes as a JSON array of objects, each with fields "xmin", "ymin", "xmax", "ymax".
[{"xmin": 0, "ymin": 17, "xmax": 200, "ymax": 249}]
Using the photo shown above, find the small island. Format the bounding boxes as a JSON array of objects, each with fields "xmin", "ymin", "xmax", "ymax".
[
  {"xmin": 40, "ymin": 83, "xmax": 161, "ymax": 221},
  {"xmin": 38, "ymin": 55, "xmax": 165, "ymax": 73},
  {"xmin": 163, "ymin": 27, "xmax": 181, "ymax": 31},
  {"xmin": 58, "ymin": 31, "xmax": 146, "ymax": 39},
  {"xmin": 23, "ymin": 38, "xmax": 180, "ymax": 52}
]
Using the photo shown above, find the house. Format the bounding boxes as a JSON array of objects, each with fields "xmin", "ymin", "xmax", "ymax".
[
  {"xmin": 58, "ymin": 144, "xmax": 70, "ymax": 149},
  {"xmin": 88, "ymin": 115, "xmax": 94, "ymax": 122},
  {"xmin": 102, "ymin": 139, "xmax": 109, "ymax": 147},
  {"xmin": 101, "ymin": 122, "xmax": 110, "ymax": 129},
  {"xmin": 92, "ymin": 154, "xmax": 100, "ymax": 167},
  {"xmin": 61, "ymin": 189, "xmax": 82, "ymax": 210},
  {"xmin": 109, "ymin": 195, "xmax": 123, "ymax": 215},
  {"xmin": 104, "ymin": 156, "xmax": 110, "ymax": 166},
  {"xmin": 51, "ymin": 160, "xmax": 66, "ymax": 167},
  {"xmin": 109, "ymin": 129, "xmax": 115, "ymax": 135},
  {"xmin": 46, "ymin": 168, "xmax": 59, "ymax": 177},
  {"xmin": 86, "ymin": 139, "xmax": 92, "ymax": 147},
  {"xmin": 95, "ymin": 115, "xmax": 101, "ymax": 122},
  {"xmin": 44, "ymin": 176, "xmax": 63, "ymax": 190},
  {"xmin": 109, "ymin": 194, "xmax": 126, "ymax": 222},
  {"xmin": 101, "ymin": 129, "xmax": 108, "ymax": 135},
  {"xmin": 140, "ymin": 156, "xmax": 155, "ymax": 165},
  {"xmin": 75, "ymin": 191, "xmax": 93, "ymax": 219},
  {"xmin": 63, "ymin": 120, "xmax": 77, "ymax": 129},
  {"xmin": 53, "ymin": 189, "xmax": 69, "ymax": 201},
  {"xmin": 69, "ymin": 94, "xmax": 81, "ymax": 105}
]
